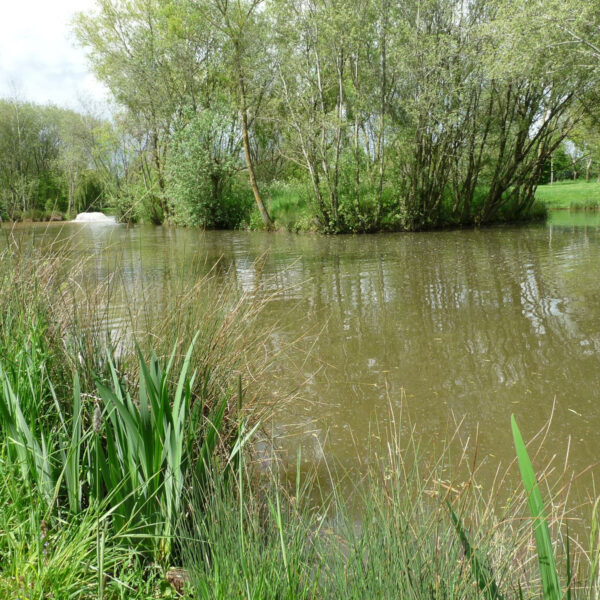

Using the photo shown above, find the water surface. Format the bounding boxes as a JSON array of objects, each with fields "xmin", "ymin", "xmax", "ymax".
[{"xmin": 5, "ymin": 213, "xmax": 600, "ymax": 498}]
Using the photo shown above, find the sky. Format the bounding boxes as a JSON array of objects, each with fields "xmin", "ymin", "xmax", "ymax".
[{"xmin": 0, "ymin": 0, "xmax": 108, "ymax": 109}]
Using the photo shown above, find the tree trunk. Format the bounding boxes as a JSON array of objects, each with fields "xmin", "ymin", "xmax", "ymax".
[
  {"xmin": 236, "ymin": 56, "xmax": 272, "ymax": 229},
  {"xmin": 68, "ymin": 173, "xmax": 74, "ymax": 217},
  {"xmin": 586, "ymin": 158, "xmax": 592, "ymax": 182},
  {"xmin": 331, "ymin": 50, "xmax": 345, "ymax": 229},
  {"xmin": 376, "ymin": 0, "xmax": 388, "ymax": 226}
]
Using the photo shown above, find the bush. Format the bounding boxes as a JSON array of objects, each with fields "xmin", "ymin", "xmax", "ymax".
[
  {"xmin": 108, "ymin": 178, "xmax": 163, "ymax": 224},
  {"xmin": 166, "ymin": 111, "xmax": 253, "ymax": 229}
]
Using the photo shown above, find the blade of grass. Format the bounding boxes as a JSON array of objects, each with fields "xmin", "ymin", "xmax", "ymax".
[{"xmin": 511, "ymin": 415, "xmax": 562, "ymax": 600}]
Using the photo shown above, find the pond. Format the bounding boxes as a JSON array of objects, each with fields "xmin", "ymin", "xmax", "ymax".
[{"xmin": 5, "ymin": 211, "xmax": 600, "ymax": 501}]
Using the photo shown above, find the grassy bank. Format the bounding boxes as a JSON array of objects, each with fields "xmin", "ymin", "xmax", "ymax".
[
  {"xmin": 536, "ymin": 180, "xmax": 600, "ymax": 211},
  {"xmin": 1, "ymin": 241, "xmax": 599, "ymax": 598}
]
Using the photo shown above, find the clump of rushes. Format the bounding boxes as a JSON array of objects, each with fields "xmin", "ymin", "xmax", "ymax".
[
  {"xmin": 447, "ymin": 415, "xmax": 600, "ymax": 600},
  {"xmin": 0, "ymin": 232, "xmax": 278, "ymax": 426},
  {"xmin": 182, "ymin": 408, "xmax": 600, "ymax": 599},
  {"xmin": 0, "ymin": 238, "xmax": 278, "ymax": 595},
  {"xmin": 0, "ymin": 242, "xmax": 64, "ymax": 420}
]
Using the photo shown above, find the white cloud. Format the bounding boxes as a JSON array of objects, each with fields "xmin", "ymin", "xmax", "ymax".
[{"xmin": 0, "ymin": 0, "xmax": 109, "ymax": 109}]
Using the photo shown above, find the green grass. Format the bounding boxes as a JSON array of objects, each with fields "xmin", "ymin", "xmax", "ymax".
[
  {"xmin": 0, "ymin": 462, "xmax": 171, "ymax": 599},
  {"xmin": 182, "ymin": 413, "xmax": 595, "ymax": 599},
  {"xmin": 536, "ymin": 180, "xmax": 600, "ymax": 210},
  {"xmin": 257, "ymin": 180, "xmax": 551, "ymax": 232},
  {"xmin": 262, "ymin": 181, "xmax": 314, "ymax": 232}
]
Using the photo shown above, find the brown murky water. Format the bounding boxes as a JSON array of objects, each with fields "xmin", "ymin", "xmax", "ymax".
[{"xmin": 5, "ymin": 212, "xmax": 600, "ymax": 500}]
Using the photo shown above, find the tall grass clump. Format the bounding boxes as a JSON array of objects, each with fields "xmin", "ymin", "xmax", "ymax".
[
  {"xmin": 0, "ymin": 242, "xmax": 67, "ymax": 418},
  {"xmin": 314, "ymin": 416, "xmax": 522, "ymax": 599},
  {"xmin": 0, "ymin": 460, "xmax": 166, "ymax": 599},
  {"xmin": 180, "ymin": 415, "xmax": 513, "ymax": 598},
  {"xmin": 1, "ymin": 228, "xmax": 278, "ymax": 421},
  {"xmin": 181, "ymin": 407, "xmax": 600, "ymax": 599},
  {"xmin": 448, "ymin": 415, "xmax": 600, "ymax": 600},
  {"xmin": 0, "ymin": 233, "xmax": 280, "ymax": 594}
]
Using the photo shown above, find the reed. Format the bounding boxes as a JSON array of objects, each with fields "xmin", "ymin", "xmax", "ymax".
[
  {"xmin": 181, "ymin": 406, "xmax": 600, "ymax": 599},
  {"xmin": 511, "ymin": 415, "xmax": 562, "ymax": 599},
  {"xmin": 0, "ymin": 230, "xmax": 278, "ymax": 424},
  {"xmin": 180, "ymin": 414, "xmax": 509, "ymax": 598}
]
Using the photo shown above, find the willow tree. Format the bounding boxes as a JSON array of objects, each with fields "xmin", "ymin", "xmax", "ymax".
[
  {"xmin": 189, "ymin": 0, "xmax": 273, "ymax": 228},
  {"xmin": 272, "ymin": 0, "xmax": 387, "ymax": 232},
  {"xmin": 74, "ymin": 0, "xmax": 198, "ymax": 222},
  {"xmin": 70, "ymin": 0, "xmax": 599, "ymax": 231},
  {"xmin": 0, "ymin": 98, "xmax": 41, "ymax": 217},
  {"xmin": 377, "ymin": 0, "xmax": 589, "ymax": 229}
]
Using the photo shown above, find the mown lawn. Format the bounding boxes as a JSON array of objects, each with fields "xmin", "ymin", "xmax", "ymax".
[{"xmin": 536, "ymin": 180, "xmax": 600, "ymax": 210}]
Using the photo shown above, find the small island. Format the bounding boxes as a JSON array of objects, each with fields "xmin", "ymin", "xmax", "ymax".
[{"xmin": 1, "ymin": 0, "xmax": 599, "ymax": 233}]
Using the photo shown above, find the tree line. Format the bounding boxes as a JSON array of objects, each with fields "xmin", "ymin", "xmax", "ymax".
[
  {"xmin": 0, "ymin": 99, "xmax": 107, "ymax": 221},
  {"xmin": 1, "ymin": 0, "xmax": 599, "ymax": 230}
]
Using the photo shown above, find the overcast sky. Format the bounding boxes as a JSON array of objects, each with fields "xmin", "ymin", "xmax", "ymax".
[{"xmin": 0, "ymin": 0, "xmax": 109, "ymax": 109}]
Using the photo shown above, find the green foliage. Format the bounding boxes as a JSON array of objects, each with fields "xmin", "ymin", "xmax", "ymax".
[
  {"xmin": 0, "ymin": 241, "xmax": 276, "ymax": 594},
  {"xmin": 182, "ymin": 471, "xmax": 320, "ymax": 599},
  {"xmin": 447, "ymin": 500, "xmax": 505, "ymax": 600},
  {"xmin": 540, "ymin": 146, "xmax": 573, "ymax": 184},
  {"xmin": 496, "ymin": 198, "xmax": 548, "ymax": 224},
  {"xmin": 0, "ymin": 0, "xmax": 594, "ymax": 229},
  {"xmin": 0, "ymin": 363, "xmax": 85, "ymax": 511},
  {"xmin": 93, "ymin": 343, "xmax": 198, "ymax": 557},
  {"xmin": 108, "ymin": 178, "xmax": 163, "ymax": 224},
  {"xmin": 0, "ymin": 337, "xmax": 243, "ymax": 564},
  {"xmin": 263, "ymin": 180, "xmax": 314, "ymax": 232},
  {"xmin": 0, "ymin": 98, "xmax": 112, "ymax": 220},
  {"xmin": 182, "ymin": 420, "xmax": 532, "ymax": 599},
  {"xmin": 66, "ymin": 0, "xmax": 600, "ymax": 231},
  {"xmin": 166, "ymin": 110, "xmax": 253, "ymax": 228},
  {"xmin": 0, "ymin": 250, "xmax": 64, "ymax": 419},
  {"xmin": 93, "ymin": 337, "xmax": 236, "ymax": 560},
  {"xmin": 0, "ymin": 469, "xmax": 157, "ymax": 599}
]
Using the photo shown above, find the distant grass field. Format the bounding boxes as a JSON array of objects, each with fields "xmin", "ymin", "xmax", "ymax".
[{"xmin": 536, "ymin": 180, "xmax": 600, "ymax": 210}]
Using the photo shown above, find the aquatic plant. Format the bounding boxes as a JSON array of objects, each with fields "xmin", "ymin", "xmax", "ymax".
[
  {"xmin": 91, "ymin": 337, "xmax": 241, "ymax": 559},
  {"xmin": 0, "ymin": 339, "xmax": 250, "ymax": 563},
  {"xmin": 511, "ymin": 416, "xmax": 562, "ymax": 600}
]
